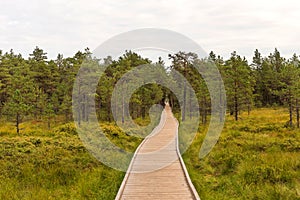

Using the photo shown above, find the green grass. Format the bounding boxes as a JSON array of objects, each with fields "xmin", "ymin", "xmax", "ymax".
[
  {"xmin": 0, "ymin": 108, "xmax": 299, "ymax": 199},
  {"xmin": 183, "ymin": 108, "xmax": 300, "ymax": 200},
  {"xmin": 0, "ymin": 119, "xmax": 144, "ymax": 200}
]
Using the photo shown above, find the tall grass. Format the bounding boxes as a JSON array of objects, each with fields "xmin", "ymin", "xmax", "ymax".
[
  {"xmin": 0, "ymin": 118, "xmax": 145, "ymax": 199},
  {"xmin": 183, "ymin": 108, "xmax": 300, "ymax": 200}
]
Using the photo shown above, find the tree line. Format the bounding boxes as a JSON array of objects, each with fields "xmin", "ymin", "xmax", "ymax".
[
  {"xmin": 0, "ymin": 47, "xmax": 299, "ymax": 134},
  {"xmin": 210, "ymin": 49, "xmax": 300, "ymax": 127}
]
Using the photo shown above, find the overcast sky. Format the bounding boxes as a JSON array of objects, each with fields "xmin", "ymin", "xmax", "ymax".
[{"xmin": 1, "ymin": 0, "xmax": 300, "ymax": 62}]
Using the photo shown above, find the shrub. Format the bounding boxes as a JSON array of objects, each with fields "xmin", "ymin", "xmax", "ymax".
[{"xmin": 54, "ymin": 123, "xmax": 77, "ymax": 135}]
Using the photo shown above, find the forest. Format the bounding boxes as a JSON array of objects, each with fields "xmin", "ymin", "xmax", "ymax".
[
  {"xmin": 0, "ymin": 47, "xmax": 299, "ymax": 130},
  {"xmin": 0, "ymin": 47, "xmax": 299, "ymax": 199}
]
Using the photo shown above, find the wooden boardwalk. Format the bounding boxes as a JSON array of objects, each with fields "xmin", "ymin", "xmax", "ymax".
[{"xmin": 115, "ymin": 104, "xmax": 200, "ymax": 200}]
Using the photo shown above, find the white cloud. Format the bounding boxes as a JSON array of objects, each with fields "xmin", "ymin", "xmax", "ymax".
[{"xmin": 0, "ymin": 0, "xmax": 300, "ymax": 61}]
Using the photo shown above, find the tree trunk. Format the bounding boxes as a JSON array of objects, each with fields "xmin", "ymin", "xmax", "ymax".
[
  {"xmin": 219, "ymin": 83, "xmax": 224, "ymax": 122},
  {"xmin": 106, "ymin": 96, "xmax": 111, "ymax": 121},
  {"xmin": 137, "ymin": 105, "xmax": 141, "ymax": 119},
  {"xmin": 82, "ymin": 94, "xmax": 86, "ymax": 122},
  {"xmin": 189, "ymin": 89, "xmax": 192, "ymax": 119},
  {"xmin": 203, "ymin": 109, "xmax": 207, "ymax": 124},
  {"xmin": 234, "ymin": 96, "xmax": 238, "ymax": 121},
  {"xmin": 200, "ymin": 97, "xmax": 207, "ymax": 124},
  {"xmin": 78, "ymin": 81, "xmax": 81, "ymax": 126},
  {"xmin": 182, "ymin": 80, "xmax": 186, "ymax": 121},
  {"xmin": 48, "ymin": 117, "xmax": 51, "ymax": 130},
  {"xmin": 78, "ymin": 108, "xmax": 81, "ymax": 126},
  {"xmin": 122, "ymin": 89, "xmax": 125, "ymax": 124},
  {"xmin": 234, "ymin": 82, "xmax": 238, "ymax": 121},
  {"xmin": 65, "ymin": 112, "xmax": 68, "ymax": 122},
  {"xmin": 204, "ymin": 98, "xmax": 207, "ymax": 124},
  {"xmin": 98, "ymin": 100, "xmax": 101, "ymax": 121},
  {"xmin": 85, "ymin": 95, "xmax": 89, "ymax": 122},
  {"xmin": 289, "ymin": 92, "xmax": 293, "ymax": 127},
  {"xmin": 248, "ymin": 103, "xmax": 250, "ymax": 116},
  {"xmin": 34, "ymin": 96, "xmax": 38, "ymax": 120},
  {"xmin": 115, "ymin": 95, "xmax": 118, "ymax": 121},
  {"xmin": 296, "ymin": 99, "xmax": 299, "ymax": 128},
  {"xmin": 142, "ymin": 106, "xmax": 146, "ymax": 119},
  {"xmin": 16, "ymin": 113, "xmax": 20, "ymax": 135}
]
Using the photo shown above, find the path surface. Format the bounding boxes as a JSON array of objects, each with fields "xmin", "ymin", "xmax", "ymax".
[{"xmin": 115, "ymin": 104, "xmax": 200, "ymax": 200}]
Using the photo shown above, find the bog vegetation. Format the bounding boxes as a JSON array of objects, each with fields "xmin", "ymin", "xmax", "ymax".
[{"xmin": 0, "ymin": 47, "xmax": 299, "ymax": 199}]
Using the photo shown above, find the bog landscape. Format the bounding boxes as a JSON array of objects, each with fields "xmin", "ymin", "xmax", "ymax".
[{"xmin": 0, "ymin": 47, "xmax": 299, "ymax": 199}]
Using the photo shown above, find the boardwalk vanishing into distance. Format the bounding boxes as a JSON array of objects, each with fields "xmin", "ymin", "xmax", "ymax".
[{"xmin": 116, "ymin": 104, "xmax": 200, "ymax": 200}]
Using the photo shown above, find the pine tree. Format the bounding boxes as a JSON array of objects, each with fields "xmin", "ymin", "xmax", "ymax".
[
  {"xmin": 224, "ymin": 51, "xmax": 254, "ymax": 120},
  {"xmin": 3, "ymin": 55, "xmax": 34, "ymax": 134},
  {"xmin": 0, "ymin": 50, "xmax": 12, "ymax": 116},
  {"xmin": 169, "ymin": 52, "xmax": 198, "ymax": 121},
  {"xmin": 280, "ymin": 59, "xmax": 300, "ymax": 127}
]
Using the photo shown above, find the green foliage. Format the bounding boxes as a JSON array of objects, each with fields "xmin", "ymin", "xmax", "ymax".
[{"xmin": 0, "ymin": 47, "xmax": 299, "ymax": 128}]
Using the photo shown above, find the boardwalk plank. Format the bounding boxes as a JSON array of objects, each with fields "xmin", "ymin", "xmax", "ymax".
[{"xmin": 115, "ymin": 104, "xmax": 200, "ymax": 200}]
